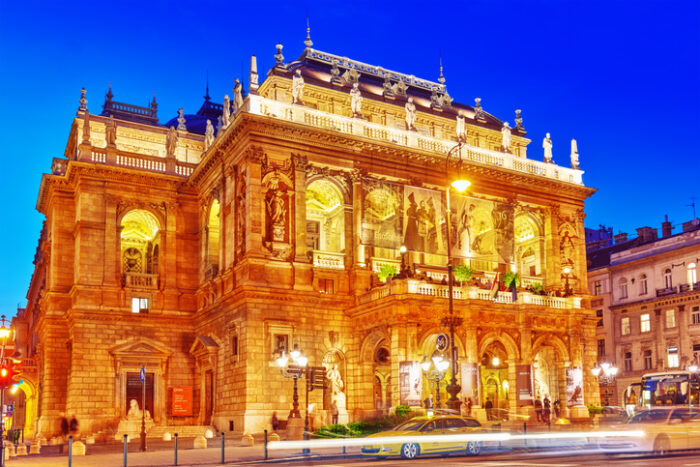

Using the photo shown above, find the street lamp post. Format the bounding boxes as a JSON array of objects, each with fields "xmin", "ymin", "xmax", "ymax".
[
  {"xmin": 562, "ymin": 266, "xmax": 572, "ymax": 296},
  {"xmin": 0, "ymin": 316, "xmax": 12, "ymax": 467},
  {"xmin": 443, "ymin": 142, "xmax": 471, "ymax": 412},
  {"xmin": 276, "ymin": 344, "xmax": 308, "ymax": 419},
  {"xmin": 421, "ymin": 354, "xmax": 450, "ymax": 408},
  {"xmin": 592, "ymin": 362, "xmax": 618, "ymax": 406}
]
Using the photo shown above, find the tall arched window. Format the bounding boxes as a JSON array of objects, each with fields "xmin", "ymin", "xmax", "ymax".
[
  {"xmin": 639, "ymin": 274, "xmax": 648, "ymax": 295},
  {"xmin": 689, "ymin": 263, "xmax": 697, "ymax": 285},
  {"xmin": 619, "ymin": 278, "xmax": 628, "ymax": 299},
  {"xmin": 120, "ymin": 210, "xmax": 161, "ymax": 288},
  {"xmin": 206, "ymin": 199, "xmax": 221, "ymax": 275},
  {"xmin": 664, "ymin": 268, "xmax": 673, "ymax": 289}
]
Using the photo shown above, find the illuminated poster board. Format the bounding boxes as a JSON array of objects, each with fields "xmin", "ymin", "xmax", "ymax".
[
  {"xmin": 172, "ymin": 386, "xmax": 193, "ymax": 416},
  {"xmin": 399, "ymin": 361, "xmax": 422, "ymax": 406},
  {"xmin": 516, "ymin": 364, "xmax": 534, "ymax": 405},
  {"xmin": 460, "ymin": 362, "xmax": 480, "ymax": 404},
  {"xmin": 566, "ymin": 367, "xmax": 584, "ymax": 407}
]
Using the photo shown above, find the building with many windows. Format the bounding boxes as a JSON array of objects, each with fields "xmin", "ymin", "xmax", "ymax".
[
  {"xmin": 12, "ymin": 37, "xmax": 597, "ymax": 439},
  {"xmin": 587, "ymin": 218, "xmax": 700, "ymax": 404}
]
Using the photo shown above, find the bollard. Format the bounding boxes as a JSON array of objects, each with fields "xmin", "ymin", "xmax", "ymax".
[
  {"xmin": 221, "ymin": 432, "xmax": 225, "ymax": 464},
  {"xmin": 68, "ymin": 435, "xmax": 73, "ymax": 467},
  {"xmin": 174, "ymin": 433, "xmax": 178, "ymax": 466},
  {"xmin": 264, "ymin": 429, "xmax": 268, "ymax": 460},
  {"xmin": 342, "ymin": 425, "xmax": 346, "ymax": 455},
  {"xmin": 123, "ymin": 434, "xmax": 128, "ymax": 467},
  {"xmin": 523, "ymin": 422, "xmax": 527, "ymax": 448}
]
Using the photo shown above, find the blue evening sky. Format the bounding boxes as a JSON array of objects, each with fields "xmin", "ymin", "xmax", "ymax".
[{"xmin": 0, "ymin": 1, "xmax": 698, "ymax": 313}]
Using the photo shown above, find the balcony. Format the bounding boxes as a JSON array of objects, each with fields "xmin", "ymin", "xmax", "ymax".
[
  {"xmin": 656, "ymin": 282, "xmax": 700, "ymax": 297},
  {"xmin": 357, "ymin": 278, "xmax": 579, "ymax": 309},
  {"xmin": 78, "ymin": 146, "xmax": 196, "ymax": 178},
  {"xmin": 313, "ymin": 251, "xmax": 345, "ymax": 270},
  {"xmin": 123, "ymin": 272, "xmax": 159, "ymax": 289},
  {"xmin": 679, "ymin": 282, "xmax": 700, "ymax": 293},
  {"xmin": 656, "ymin": 286, "xmax": 678, "ymax": 297}
]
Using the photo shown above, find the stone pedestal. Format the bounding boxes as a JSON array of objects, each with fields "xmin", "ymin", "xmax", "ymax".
[
  {"xmin": 29, "ymin": 442, "xmax": 41, "ymax": 454},
  {"xmin": 16, "ymin": 444, "xmax": 28, "ymax": 456},
  {"xmin": 286, "ymin": 417, "xmax": 304, "ymax": 440},
  {"xmin": 193, "ymin": 435, "xmax": 207, "ymax": 449},
  {"xmin": 162, "ymin": 432, "xmax": 172, "ymax": 441},
  {"xmin": 72, "ymin": 441, "xmax": 86, "ymax": 456},
  {"xmin": 568, "ymin": 405, "xmax": 589, "ymax": 420},
  {"xmin": 114, "ymin": 418, "xmax": 154, "ymax": 441},
  {"xmin": 242, "ymin": 434, "xmax": 254, "ymax": 446},
  {"xmin": 268, "ymin": 432, "xmax": 280, "ymax": 442}
]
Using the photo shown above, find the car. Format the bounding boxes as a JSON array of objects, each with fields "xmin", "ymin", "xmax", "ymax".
[
  {"xmin": 360, "ymin": 415, "xmax": 485, "ymax": 459},
  {"xmin": 598, "ymin": 407, "xmax": 700, "ymax": 454}
]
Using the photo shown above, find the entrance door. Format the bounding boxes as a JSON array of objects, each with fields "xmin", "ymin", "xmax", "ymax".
[
  {"xmin": 126, "ymin": 372, "xmax": 154, "ymax": 418},
  {"xmin": 204, "ymin": 370, "xmax": 213, "ymax": 425},
  {"xmin": 486, "ymin": 378, "xmax": 499, "ymax": 409}
]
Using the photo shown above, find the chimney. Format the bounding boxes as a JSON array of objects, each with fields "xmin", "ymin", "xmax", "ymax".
[
  {"xmin": 661, "ymin": 214, "xmax": 673, "ymax": 238},
  {"xmin": 636, "ymin": 226, "xmax": 658, "ymax": 243},
  {"xmin": 614, "ymin": 232, "xmax": 628, "ymax": 244},
  {"xmin": 682, "ymin": 218, "xmax": 700, "ymax": 232}
]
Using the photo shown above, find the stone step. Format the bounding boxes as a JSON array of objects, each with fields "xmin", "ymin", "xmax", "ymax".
[{"xmin": 146, "ymin": 425, "xmax": 215, "ymax": 439}]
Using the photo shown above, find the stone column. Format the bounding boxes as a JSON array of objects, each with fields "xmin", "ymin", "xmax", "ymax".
[
  {"xmin": 544, "ymin": 204, "xmax": 560, "ymax": 290},
  {"xmin": 351, "ymin": 170, "xmax": 364, "ymax": 267},
  {"xmin": 655, "ymin": 309, "xmax": 665, "ymax": 369},
  {"xmin": 246, "ymin": 151, "xmax": 265, "ymax": 258},
  {"xmin": 679, "ymin": 305, "xmax": 689, "ymax": 366},
  {"xmin": 292, "ymin": 155, "xmax": 308, "ymax": 263},
  {"xmin": 104, "ymin": 194, "xmax": 120, "ymax": 286}
]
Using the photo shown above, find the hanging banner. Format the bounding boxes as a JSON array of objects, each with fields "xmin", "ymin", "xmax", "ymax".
[
  {"xmin": 403, "ymin": 186, "xmax": 445, "ymax": 255},
  {"xmin": 516, "ymin": 364, "xmax": 534, "ymax": 406},
  {"xmin": 566, "ymin": 367, "xmax": 584, "ymax": 407},
  {"xmin": 399, "ymin": 361, "xmax": 422, "ymax": 406},
  {"xmin": 362, "ymin": 179, "xmax": 403, "ymax": 249},
  {"xmin": 460, "ymin": 362, "xmax": 480, "ymax": 405}
]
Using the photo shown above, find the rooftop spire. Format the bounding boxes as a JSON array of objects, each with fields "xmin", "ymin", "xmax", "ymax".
[
  {"xmin": 204, "ymin": 71, "xmax": 211, "ymax": 101},
  {"xmin": 438, "ymin": 55, "xmax": 445, "ymax": 85},
  {"xmin": 304, "ymin": 15, "xmax": 313, "ymax": 49}
]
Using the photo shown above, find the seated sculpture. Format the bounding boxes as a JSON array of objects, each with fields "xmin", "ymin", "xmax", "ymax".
[{"xmin": 126, "ymin": 399, "xmax": 152, "ymax": 420}]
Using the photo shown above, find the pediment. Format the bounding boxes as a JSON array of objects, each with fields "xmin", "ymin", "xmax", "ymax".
[
  {"xmin": 189, "ymin": 335, "xmax": 220, "ymax": 356},
  {"xmin": 110, "ymin": 338, "xmax": 172, "ymax": 358}
]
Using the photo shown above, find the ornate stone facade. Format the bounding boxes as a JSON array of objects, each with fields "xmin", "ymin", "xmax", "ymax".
[{"xmin": 13, "ymin": 43, "xmax": 597, "ymax": 439}]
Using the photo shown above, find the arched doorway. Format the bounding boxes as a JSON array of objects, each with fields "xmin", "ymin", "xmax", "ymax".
[
  {"xmin": 479, "ymin": 342, "xmax": 509, "ymax": 411},
  {"xmin": 120, "ymin": 209, "xmax": 161, "ymax": 289},
  {"xmin": 534, "ymin": 346, "xmax": 561, "ymax": 403},
  {"xmin": 306, "ymin": 179, "xmax": 345, "ymax": 256}
]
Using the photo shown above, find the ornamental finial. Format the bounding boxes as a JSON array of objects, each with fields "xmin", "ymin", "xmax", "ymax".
[
  {"xmin": 304, "ymin": 16, "xmax": 313, "ymax": 49},
  {"xmin": 78, "ymin": 88, "xmax": 88, "ymax": 112},
  {"xmin": 204, "ymin": 71, "xmax": 211, "ymax": 101},
  {"xmin": 438, "ymin": 55, "xmax": 445, "ymax": 85},
  {"xmin": 274, "ymin": 43, "xmax": 286, "ymax": 69}
]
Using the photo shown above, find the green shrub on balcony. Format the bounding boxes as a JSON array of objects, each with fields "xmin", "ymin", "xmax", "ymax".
[
  {"xmin": 529, "ymin": 281, "xmax": 544, "ymax": 294},
  {"xmin": 453, "ymin": 264, "xmax": 473, "ymax": 283},
  {"xmin": 504, "ymin": 271, "xmax": 521, "ymax": 290},
  {"xmin": 378, "ymin": 264, "xmax": 398, "ymax": 282}
]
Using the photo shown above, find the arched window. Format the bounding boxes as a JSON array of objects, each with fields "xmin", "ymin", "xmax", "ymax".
[
  {"xmin": 639, "ymin": 274, "xmax": 648, "ymax": 295},
  {"xmin": 120, "ymin": 210, "xmax": 161, "ymax": 287},
  {"xmin": 206, "ymin": 199, "xmax": 220, "ymax": 276},
  {"xmin": 664, "ymin": 268, "xmax": 673, "ymax": 289},
  {"xmin": 619, "ymin": 278, "xmax": 628, "ymax": 299},
  {"xmin": 689, "ymin": 263, "xmax": 697, "ymax": 285}
]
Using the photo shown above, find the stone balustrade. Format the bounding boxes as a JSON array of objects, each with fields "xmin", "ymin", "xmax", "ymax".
[
  {"xmin": 79, "ymin": 145, "xmax": 196, "ymax": 178},
  {"xmin": 245, "ymin": 95, "xmax": 585, "ymax": 185},
  {"xmin": 313, "ymin": 251, "xmax": 345, "ymax": 270},
  {"xmin": 123, "ymin": 272, "xmax": 159, "ymax": 289}
]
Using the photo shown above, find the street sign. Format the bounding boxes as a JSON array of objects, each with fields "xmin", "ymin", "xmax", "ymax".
[
  {"xmin": 140, "ymin": 366, "xmax": 145, "ymax": 382},
  {"xmin": 307, "ymin": 366, "xmax": 326, "ymax": 391},
  {"xmin": 436, "ymin": 334, "xmax": 449, "ymax": 352}
]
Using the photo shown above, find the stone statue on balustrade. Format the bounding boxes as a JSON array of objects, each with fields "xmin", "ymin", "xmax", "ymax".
[
  {"xmin": 350, "ymin": 82, "xmax": 363, "ymax": 117},
  {"xmin": 204, "ymin": 120, "xmax": 215, "ymax": 150},
  {"xmin": 501, "ymin": 122, "xmax": 512, "ymax": 152},
  {"xmin": 456, "ymin": 113, "xmax": 466, "ymax": 142},
  {"xmin": 177, "ymin": 108, "xmax": 187, "ymax": 131},
  {"xmin": 166, "ymin": 126, "xmax": 178, "ymax": 156},
  {"xmin": 405, "ymin": 97, "xmax": 417, "ymax": 130},
  {"xmin": 292, "ymin": 69, "xmax": 304, "ymax": 104},
  {"xmin": 515, "ymin": 109, "xmax": 525, "ymax": 132},
  {"xmin": 570, "ymin": 138, "xmax": 580, "ymax": 169},
  {"xmin": 233, "ymin": 79, "xmax": 244, "ymax": 111},
  {"xmin": 222, "ymin": 95, "xmax": 231, "ymax": 128},
  {"xmin": 474, "ymin": 97, "xmax": 485, "ymax": 121},
  {"xmin": 543, "ymin": 132, "xmax": 553, "ymax": 163},
  {"xmin": 106, "ymin": 115, "xmax": 117, "ymax": 147}
]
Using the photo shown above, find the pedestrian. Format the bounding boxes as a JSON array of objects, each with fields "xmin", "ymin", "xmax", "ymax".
[
  {"xmin": 59, "ymin": 413, "xmax": 69, "ymax": 454},
  {"xmin": 465, "ymin": 396, "xmax": 472, "ymax": 417},
  {"xmin": 485, "ymin": 397, "xmax": 493, "ymax": 421},
  {"xmin": 271, "ymin": 411, "xmax": 279, "ymax": 431},
  {"xmin": 554, "ymin": 399, "xmax": 561, "ymax": 419},
  {"xmin": 534, "ymin": 397, "xmax": 543, "ymax": 422},
  {"xmin": 331, "ymin": 400, "xmax": 339, "ymax": 424},
  {"xmin": 423, "ymin": 395, "xmax": 433, "ymax": 409},
  {"xmin": 543, "ymin": 396, "xmax": 551, "ymax": 424},
  {"xmin": 69, "ymin": 414, "xmax": 79, "ymax": 437}
]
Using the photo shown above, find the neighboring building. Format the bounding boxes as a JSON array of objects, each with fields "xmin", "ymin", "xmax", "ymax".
[
  {"xmin": 587, "ymin": 218, "xmax": 700, "ymax": 405},
  {"xmin": 585, "ymin": 225, "xmax": 613, "ymax": 250},
  {"xmin": 13, "ymin": 37, "xmax": 597, "ymax": 439}
]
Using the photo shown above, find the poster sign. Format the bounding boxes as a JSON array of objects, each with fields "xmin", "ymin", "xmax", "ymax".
[
  {"xmin": 172, "ymin": 386, "xmax": 193, "ymax": 416},
  {"xmin": 566, "ymin": 367, "xmax": 584, "ymax": 407},
  {"xmin": 460, "ymin": 362, "xmax": 480, "ymax": 404},
  {"xmin": 516, "ymin": 364, "xmax": 534, "ymax": 405},
  {"xmin": 399, "ymin": 361, "xmax": 422, "ymax": 406}
]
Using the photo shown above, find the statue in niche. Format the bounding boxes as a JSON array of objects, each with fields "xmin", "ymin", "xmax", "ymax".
[
  {"xmin": 570, "ymin": 139, "xmax": 580, "ymax": 169},
  {"xmin": 292, "ymin": 69, "xmax": 304, "ymax": 104},
  {"xmin": 326, "ymin": 363, "xmax": 347, "ymax": 416},
  {"xmin": 560, "ymin": 227, "xmax": 577, "ymax": 265},
  {"xmin": 350, "ymin": 82, "xmax": 363, "ymax": 117},
  {"xmin": 166, "ymin": 126, "xmax": 178, "ymax": 156},
  {"xmin": 222, "ymin": 95, "xmax": 231, "ymax": 128},
  {"xmin": 105, "ymin": 115, "xmax": 117, "ymax": 147},
  {"xmin": 204, "ymin": 120, "xmax": 215, "ymax": 150},
  {"xmin": 456, "ymin": 112, "xmax": 466, "ymax": 142},
  {"xmin": 266, "ymin": 181, "xmax": 288, "ymax": 243},
  {"xmin": 405, "ymin": 97, "xmax": 417, "ymax": 130},
  {"xmin": 474, "ymin": 97, "xmax": 485, "ymax": 121},
  {"xmin": 233, "ymin": 79, "xmax": 244, "ymax": 111},
  {"xmin": 543, "ymin": 132, "xmax": 553, "ymax": 163},
  {"xmin": 501, "ymin": 122, "xmax": 512, "ymax": 151}
]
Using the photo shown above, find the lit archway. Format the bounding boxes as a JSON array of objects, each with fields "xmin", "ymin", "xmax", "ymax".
[
  {"xmin": 514, "ymin": 212, "xmax": 544, "ymax": 279},
  {"xmin": 120, "ymin": 210, "xmax": 161, "ymax": 278},
  {"xmin": 206, "ymin": 199, "xmax": 220, "ymax": 273},
  {"xmin": 306, "ymin": 180, "xmax": 345, "ymax": 254}
]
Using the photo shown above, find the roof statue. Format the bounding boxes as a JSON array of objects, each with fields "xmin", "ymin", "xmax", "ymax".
[
  {"xmin": 105, "ymin": 115, "xmax": 117, "ymax": 147},
  {"xmin": 150, "ymin": 92, "xmax": 158, "ymax": 114},
  {"xmin": 274, "ymin": 43, "xmax": 286, "ymax": 70},
  {"xmin": 392, "ymin": 80, "xmax": 407, "ymax": 97},
  {"xmin": 501, "ymin": 122, "xmax": 512, "ymax": 152},
  {"xmin": 382, "ymin": 72, "xmax": 394, "ymax": 98},
  {"xmin": 456, "ymin": 113, "xmax": 466, "ymax": 142},
  {"xmin": 81, "ymin": 109, "xmax": 91, "ymax": 145},
  {"xmin": 216, "ymin": 115, "xmax": 223, "ymax": 135},
  {"xmin": 233, "ymin": 79, "xmax": 244, "ymax": 111},
  {"xmin": 474, "ymin": 97, "xmax": 485, "ymax": 121},
  {"xmin": 292, "ymin": 70, "xmax": 304, "ymax": 104},
  {"xmin": 330, "ymin": 60, "xmax": 342, "ymax": 86},
  {"xmin": 222, "ymin": 95, "xmax": 231, "ymax": 128},
  {"xmin": 543, "ymin": 132, "xmax": 553, "ymax": 163},
  {"xmin": 177, "ymin": 109, "xmax": 187, "ymax": 131},
  {"xmin": 570, "ymin": 139, "xmax": 580, "ymax": 169},
  {"xmin": 405, "ymin": 97, "xmax": 417, "ymax": 131},
  {"xmin": 342, "ymin": 68, "xmax": 360, "ymax": 85},
  {"xmin": 204, "ymin": 120, "xmax": 215, "ymax": 150},
  {"xmin": 350, "ymin": 82, "xmax": 363, "ymax": 117},
  {"xmin": 249, "ymin": 56, "xmax": 259, "ymax": 93},
  {"xmin": 515, "ymin": 109, "xmax": 525, "ymax": 132},
  {"xmin": 78, "ymin": 88, "xmax": 88, "ymax": 112},
  {"xmin": 166, "ymin": 126, "xmax": 178, "ymax": 157}
]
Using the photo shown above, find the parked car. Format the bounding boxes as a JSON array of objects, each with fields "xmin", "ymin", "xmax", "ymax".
[{"xmin": 360, "ymin": 415, "xmax": 485, "ymax": 459}]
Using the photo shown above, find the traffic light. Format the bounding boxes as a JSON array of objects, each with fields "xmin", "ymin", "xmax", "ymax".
[{"xmin": 0, "ymin": 361, "xmax": 20, "ymax": 390}]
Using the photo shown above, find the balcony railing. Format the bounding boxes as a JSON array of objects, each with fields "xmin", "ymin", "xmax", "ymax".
[
  {"xmin": 357, "ymin": 278, "xmax": 577, "ymax": 309},
  {"xmin": 313, "ymin": 251, "xmax": 345, "ymax": 270},
  {"xmin": 123, "ymin": 272, "xmax": 159, "ymax": 289},
  {"xmin": 656, "ymin": 286, "xmax": 678, "ymax": 297},
  {"xmin": 656, "ymin": 282, "xmax": 700, "ymax": 297},
  {"xmin": 244, "ymin": 94, "xmax": 585, "ymax": 185},
  {"xmin": 78, "ymin": 145, "xmax": 197, "ymax": 178},
  {"xmin": 679, "ymin": 282, "xmax": 700, "ymax": 293}
]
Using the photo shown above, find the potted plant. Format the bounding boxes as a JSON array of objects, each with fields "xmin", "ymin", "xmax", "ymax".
[
  {"xmin": 378, "ymin": 264, "xmax": 398, "ymax": 283},
  {"xmin": 453, "ymin": 264, "xmax": 474, "ymax": 285},
  {"xmin": 529, "ymin": 281, "xmax": 544, "ymax": 295},
  {"xmin": 503, "ymin": 271, "xmax": 521, "ymax": 291}
]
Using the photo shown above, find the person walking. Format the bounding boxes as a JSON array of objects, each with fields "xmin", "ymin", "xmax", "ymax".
[
  {"xmin": 554, "ymin": 399, "xmax": 561, "ymax": 419},
  {"xmin": 543, "ymin": 396, "xmax": 551, "ymax": 424},
  {"xmin": 69, "ymin": 414, "xmax": 79, "ymax": 437},
  {"xmin": 59, "ymin": 413, "xmax": 69, "ymax": 454},
  {"xmin": 534, "ymin": 397, "xmax": 543, "ymax": 422},
  {"xmin": 271, "ymin": 411, "xmax": 279, "ymax": 431},
  {"xmin": 485, "ymin": 397, "xmax": 494, "ymax": 421},
  {"xmin": 465, "ymin": 396, "xmax": 472, "ymax": 417}
]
